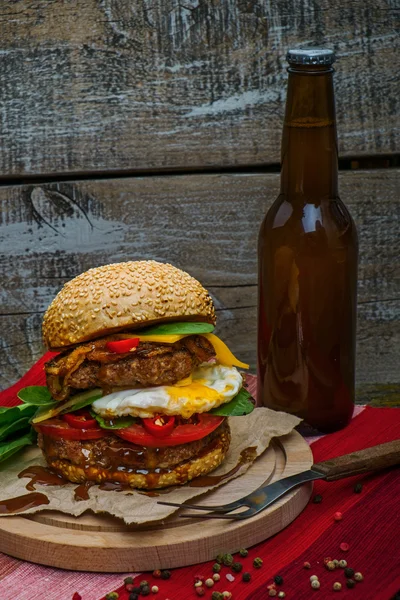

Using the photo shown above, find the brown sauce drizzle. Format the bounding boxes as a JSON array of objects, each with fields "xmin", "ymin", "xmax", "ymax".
[
  {"xmin": 189, "ymin": 446, "xmax": 258, "ymax": 487},
  {"xmin": 74, "ymin": 481, "xmax": 95, "ymax": 501},
  {"xmin": 0, "ymin": 492, "xmax": 50, "ymax": 514},
  {"xmin": 18, "ymin": 465, "xmax": 69, "ymax": 490}
]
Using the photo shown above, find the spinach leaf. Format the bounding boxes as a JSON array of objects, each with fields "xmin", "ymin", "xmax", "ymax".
[
  {"xmin": 91, "ymin": 412, "xmax": 135, "ymax": 429},
  {"xmin": 210, "ymin": 388, "xmax": 255, "ymax": 416},
  {"xmin": 0, "ymin": 416, "xmax": 33, "ymax": 443},
  {"xmin": 0, "ymin": 429, "xmax": 37, "ymax": 464},
  {"xmin": 32, "ymin": 388, "xmax": 103, "ymax": 424},
  {"xmin": 140, "ymin": 322, "xmax": 215, "ymax": 336},
  {"xmin": 18, "ymin": 386, "xmax": 55, "ymax": 406}
]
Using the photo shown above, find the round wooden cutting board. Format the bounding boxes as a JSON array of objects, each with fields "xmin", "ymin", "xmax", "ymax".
[{"xmin": 0, "ymin": 431, "xmax": 313, "ymax": 572}]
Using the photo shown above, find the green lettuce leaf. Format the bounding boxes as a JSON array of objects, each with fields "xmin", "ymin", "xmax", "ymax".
[
  {"xmin": 18, "ymin": 386, "xmax": 55, "ymax": 406},
  {"xmin": 0, "ymin": 429, "xmax": 37, "ymax": 464},
  {"xmin": 140, "ymin": 322, "xmax": 215, "ymax": 335},
  {"xmin": 210, "ymin": 388, "xmax": 255, "ymax": 416}
]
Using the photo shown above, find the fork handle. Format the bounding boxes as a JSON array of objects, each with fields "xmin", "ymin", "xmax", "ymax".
[{"xmin": 312, "ymin": 439, "xmax": 400, "ymax": 482}]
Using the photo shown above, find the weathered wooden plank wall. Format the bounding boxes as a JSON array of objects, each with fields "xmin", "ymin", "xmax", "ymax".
[
  {"xmin": 1, "ymin": 170, "xmax": 398, "ymax": 390},
  {"xmin": 0, "ymin": 0, "xmax": 398, "ymax": 176}
]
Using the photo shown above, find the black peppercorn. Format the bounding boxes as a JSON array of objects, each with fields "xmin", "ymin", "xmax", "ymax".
[
  {"xmin": 274, "ymin": 575, "xmax": 284, "ymax": 585},
  {"xmin": 161, "ymin": 570, "xmax": 171, "ymax": 580},
  {"xmin": 232, "ymin": 562, "xmax": 243, "ymax": 573},
  {"xmin": 242, "ymin": 572, "xmax": 251, "ymax": 582},
  {"xmin": 140, "ymin": 585, "xmax": 151, "ymax": 596},
  {"xmin": 346, "ymin": 579, "xmax": 356, "ymax": 589},
  {"xmin": 344, "ymin": 567, "xmax": 355, "ymax": 578},
  {"xmin": 223, "ymin": 553, "xmax": 233, "ymax": 566},
  {"xmin": 354, "ymin": 482, "xmax": 363, "ymax": 494},
  {"xmin": 239, "ymin": 548, "xmax": 249, "ymax": 558},
  {"xmin": 129, "ymin": 594, "xmax": 139, "ymax": 600},
  {"xmin": 313, "ymin": 494, "xmax": 323, "ymax": 504},
  {"xmin": 213, "ymin": 563, "xmax": 221, "ymax": 573},
  {"xmin": 124, "ymin": 577, "xmax": 134, "ymax": 585}
]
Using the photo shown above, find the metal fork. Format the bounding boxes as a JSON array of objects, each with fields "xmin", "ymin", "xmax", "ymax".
[{"xmin": 158, "ymin": 470, "xmax": 320, "ymax": 520}]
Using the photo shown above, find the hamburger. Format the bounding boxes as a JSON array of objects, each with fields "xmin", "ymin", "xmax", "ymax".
[{"xmin": 26, "ymin": 261, "xmax": 253, "ymax": 489}]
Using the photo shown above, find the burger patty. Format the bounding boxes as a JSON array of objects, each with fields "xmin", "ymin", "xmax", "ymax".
[
  {"xmin": 45, "ymin": 334, "xmax": 216, "ymax": 401},
  {"xmin": 38, "ymin": 419, "xmax": 230, "ymax": 472}
]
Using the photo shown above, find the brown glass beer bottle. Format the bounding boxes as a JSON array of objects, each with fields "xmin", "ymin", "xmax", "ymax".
[{"xmin": 257, "ymin": 48, "xmax": 358, "ymax": 432}]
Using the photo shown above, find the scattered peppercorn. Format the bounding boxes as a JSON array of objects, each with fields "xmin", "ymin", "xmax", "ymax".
[
  {"xmin": 216, "ymin": 554, "xmax": 224, "ymax": 564},
  {"xmin": 124, "ymin": 577, "xmax": 134, "ymax": 585},
  {"xmin": 268, "ymin": 590, "xmax": 277, "ymax": 597},
  {"xmin": 346, "ymin": 579, "xmax": 356, "ymax": 589},
  {"xmin": 223, "ymin": 553, "xmax": 233, "ymax": 566},
  {"xmin": 140, "ymin": 581, "xmax": 149, "ymax": 588},
  {"xmin": 211, "ymin": 592, "xmax": 223, "ymax": 600},
  {"xmin": 105, "ymin": 594, "xmax": 119, "ymax": 600},
  {"xmin": 303, "ymin": 562, "xmax": 311, "ymax": 569},
  {"xmin": 213, "ymin": 573, "xmax": 221, "ymax": 582},
  {"xmin": 222, "ymin": 593, "xmax": 232, "ymax": 599},
  {"xmin": 141, "ymin": 586, "xmax": 150, "ymax": 597},
  {"xmin": 310, "ymin": 575, "xmax": 319, "ymax": 582},
  {"xmin": 151, "ymin": 586, "xmax": 159, "ymax": 594},
  {"xmin": 333, "ymin": 560, "xmax": 340, "ymax": 567},
  {"xmin": 129, "ymin": 594, "xmax": 139, "ymax": 600},
  {"xmin": 267, "ymin": 584, "xmax": 276, "ymax": 591},
  {"xmin": 232, "ymin": 562, "xmax": 243, "ymax": 572},
  {"xmin": 195, "ymin": 587, "xmax": 206, "ymax": 597},
  {"xmin": 253, "ymin": 557, "xmax": 263, "ymax": 568},
  {"xmin": 344, "ymin": 568, "xmax": 355, "ymax": 578},
  {"xmin": 242, "ymin": 572, "xmax": 251, "ymax": 582},
  {"xmin": 311, "ymin": 580, "xmax": 321, "ymax": 589},
  {"xmin": 274, "ymin": 575, "xmax": 284, "ymax": 585},
  {"xmin": 194, "ymin": 581, "xmax": 203, "ymax": 588},
  {"xmin": 125, "ymin": 584, "xmax": 136, "ymax": 593},
  {"xmin": 334, "ymin": 512, "xmax": 343, "ymax": 521},
  {"xmin": 333, "ymin": 582, "xmax": 342, "ymax": 591},
  {"xmin": 152, "ymin": 570, "xmax": 162, "ymax": 579},
  {"xmin": 205, "ymin": 578, "xmax": 214, "ymax": 588},
  {"xmin": 339, "ymin": 542, "xmax": 350, "ymax": 552},
  {"xmin": 339, "ymin": 560, "xmax": 347, "ymax": 568},
  {"xmin": 326, "ymin": 561, "xmax": 336, "ymax": 571},
  {"xmin": 160, "ymin": 570, "xmax": 171, "ymax": 580},
  {"xmin": 354, "ymin": 572, "xmax": 364, "ymax": 582},
  {"xmin": 72, "ymin": 594, "xmax": 82, "ymax": 600},
  {"xmin": 213, "ymin": 563, "xmax": 221, "ymax": 573},
  {"xmin": 278, "ymin": 593, "xmax": 286, "ymax": 599},
  {"xmin": 323, "ymin": 556, "xmax": 332, "ymax": 565},
  {"xmin": 239, "ymin": 548, "xmax": 249, "ymax": 557},
  {"xmin": 313, "ymin": 494, "xmax": 323, "ymax": 504},
  {"xmin": 354, "ymin": 482, "xmax": 363, "ymax": 494}
]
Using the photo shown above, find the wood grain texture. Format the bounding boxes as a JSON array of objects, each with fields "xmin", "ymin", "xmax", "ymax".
[
  {"xmin": 0, "ymin": 0, "xmax": 398, "ymax": 177},
  {"xmin": 0, "ymin": 169, "xmax": 398, "ymax": 392},
  {"xmin": 0, "ymin": 432, "xmax": 313, "ymax": 572}
]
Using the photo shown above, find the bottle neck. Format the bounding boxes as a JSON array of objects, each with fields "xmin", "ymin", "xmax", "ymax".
[{"xmin": 280, "ymin": 66, "xmax": 338, "ymax": 201}]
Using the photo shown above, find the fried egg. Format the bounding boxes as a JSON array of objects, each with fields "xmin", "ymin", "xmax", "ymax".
[{"xmin": 91, "ymin": 364, "xmax": 243, "ymax": 419}]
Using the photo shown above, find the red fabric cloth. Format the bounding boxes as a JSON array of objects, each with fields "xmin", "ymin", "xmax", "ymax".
[
  {"xmin": 0, "ymin": 356, "xmax": 399, "ymax": 600},
  {"xmin": 101, "ymin": 407, "xmax": 400, "ymax": 600}
]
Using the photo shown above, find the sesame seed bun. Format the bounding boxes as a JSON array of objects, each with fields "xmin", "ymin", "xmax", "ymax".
[{"xmin": 42, "ymin": 261, "xmax": 216, "ymax": 350}]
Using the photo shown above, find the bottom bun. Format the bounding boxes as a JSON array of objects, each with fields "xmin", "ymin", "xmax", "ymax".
[{"xmin": 41, "ymin": 423, "xmax": 231, "ymax": 489}]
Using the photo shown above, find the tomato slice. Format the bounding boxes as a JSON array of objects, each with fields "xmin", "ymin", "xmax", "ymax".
[
  {"xmin": 142, "ymin": 415, "xmax": 175, "ymax": 438},
  {"xmin": 115, "ymin": 414, "xmax": 224, "ymax": 447},
  {"xmin": 105, "ymin": 338, "xmax": 139, "ymax": 353},
  {"xmin": 62, "ymin": 410, "xmax": 97, "ymax": 429},
  {"xmin": 35, "ymin": 418, "xmax": 107, "ymax": 440}
]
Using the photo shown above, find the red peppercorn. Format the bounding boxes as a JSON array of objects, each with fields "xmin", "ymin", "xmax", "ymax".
[
  {"xmin": 340, "ymin": 542, "xmax": 350, "ymax": 552},
  {"xmin": 303, "ymin": 562, "xmax": 311, "ymax": 569},
  {"xmin": 125, "ymin": 583, "xmax": 135, "ymax": 592},
  {"xmin": 72, "ymin": 594, "xmax": 82, "ymax": 600},
  {"xmin": 334, "ymin": 512, "xmax": 343, "ymax": 521},
  {"xmin": 195, "ymin": 587, "xmax": 206, "ymax": 596},
  {"xmin": 323, "ymin": 556, "xmax": 332, "ymax": 565},
  {"xmin": 152, "ymin": 570, "xmax": 162, "ymax": 578}
]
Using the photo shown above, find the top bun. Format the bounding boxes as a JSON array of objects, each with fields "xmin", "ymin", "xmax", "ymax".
[{"xmin": 42, "ymin": 261, "xmax": 216, "ymax": 350}]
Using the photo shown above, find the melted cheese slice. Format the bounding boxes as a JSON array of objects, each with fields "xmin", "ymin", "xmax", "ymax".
[{"xmin": 133, "ymin": 332, "xmax": 249, "ymax": 369}]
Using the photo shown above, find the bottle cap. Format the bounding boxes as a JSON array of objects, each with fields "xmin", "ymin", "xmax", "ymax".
[{"xmin": 286, "ymin": 48, "xmax": 335, "ymax": 66}]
